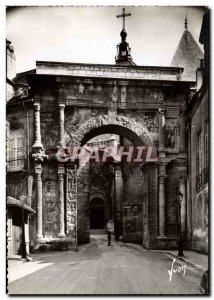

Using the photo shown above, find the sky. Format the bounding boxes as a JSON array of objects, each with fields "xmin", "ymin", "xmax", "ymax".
[{"xmin": 6, "ymin": 6, "xmax": 206, "ymax": 74}]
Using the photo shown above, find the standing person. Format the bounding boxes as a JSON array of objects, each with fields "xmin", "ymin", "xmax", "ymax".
[
  {"xmin": 107, "ymin": 220, "xmax": 113, "ymax": 246},
  {"xmin": 107, "ymin": 230, "xmax": 111, "ymax": 246}
]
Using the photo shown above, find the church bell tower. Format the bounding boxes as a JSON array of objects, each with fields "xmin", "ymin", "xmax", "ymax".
[{"xmin": 115, "ymin": 8, "xmax": 136, "ymax": 66}]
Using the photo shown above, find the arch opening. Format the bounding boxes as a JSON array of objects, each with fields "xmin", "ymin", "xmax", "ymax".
[
  {"xmin": 81, "ymin": 124, "xmax": 144, "ymax": 147},
  {"xmin": 90, "ymin": 197, "xmax": 105, "ymax": 230},
  {"xmin": 67, "ymin": 114, "xmax": 157, "ymax": 157}
]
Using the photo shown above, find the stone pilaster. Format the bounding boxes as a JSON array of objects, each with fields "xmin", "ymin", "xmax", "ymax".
[
  {"xmin": 158, "ymin": 160, "xmax": 167, "ymax": 238},
  {"xmin": 59, "ymin": 104, "xmax": 65, "ymax": 145},
  {"xmin": 179, "ymin": 106, "xmax": 186, "ymax": 151},
  {"xmin": 58, "ymin": 165, "xmax": 65, "ymax": 237},
  {"xmin": 66, "ymin": 164, "xmax": 77, "ymax": 238},
  {"xmin": 114, "ymin": 165, "xmax": 123, "ymax": 238},
  {"xmin": 33, "ymin": 143, "xmax": 47, "ymax": 240},
  {"xmin": 158, "ymin": 107, "xmax": 166, "ymax": 150},
  {"xmin": 175, "ymin": 125, "xmax": 180, "ymax": 149},
  {"xmin": 32, "ymin": 102, "xmax": 43, "ymax": 150},
  {"xmin": 179, "ymin": 161, "xmax": 187, "ymax": 234},
  {"xmin": 35, "ymin": 163, "xmax": 43, "ymax": 239}
]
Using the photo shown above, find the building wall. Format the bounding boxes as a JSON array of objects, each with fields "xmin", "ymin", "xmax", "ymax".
[
  {"xmin": 123, "ymin": 162, "xmax": 143, "ymax": 243},
  {"xmin": 165, "ymin": 162, "xmax": 180, "ymax": 237},
  {"xmin": 7, "ymin": 107, "xmax": 35, "ymax": 198},
  {"xmin": 190, "ymin": 89, "xmax": 208, "ymax": 253},
  {"xmin": 42, "ymin": 163, "xmax": 59, "ymax": 238}
]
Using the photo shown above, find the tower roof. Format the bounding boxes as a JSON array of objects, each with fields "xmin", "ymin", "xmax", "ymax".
[{"xmin": 171, "ymin": 19, "xmax": 203, "ymax": 81}]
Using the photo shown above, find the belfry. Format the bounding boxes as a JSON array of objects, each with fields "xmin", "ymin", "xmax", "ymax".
[{"xmin": 115, "ymin": 8, "xmax": 135, "ymax": 65}]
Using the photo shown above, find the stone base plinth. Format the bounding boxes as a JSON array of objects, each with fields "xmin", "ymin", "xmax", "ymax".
[
  {"xmin": 33, "ymin": 237, "xmax": 73, "ymax": 252},
  {"xmin": 156, "ymin": 236, "xmax": 179, "ymax": 250}
]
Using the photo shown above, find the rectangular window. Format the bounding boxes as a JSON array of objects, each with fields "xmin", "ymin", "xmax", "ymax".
[{"xmin": 7, "ymin": 137, "xmax": 25, "ymax": 171}]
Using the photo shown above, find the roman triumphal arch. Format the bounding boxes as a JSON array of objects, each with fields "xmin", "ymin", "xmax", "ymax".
[{"xmin": 28, "ymin": 61, "xmax": 190, "ymax": 251}]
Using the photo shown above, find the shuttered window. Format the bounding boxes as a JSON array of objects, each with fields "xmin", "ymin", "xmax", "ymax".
[{"xmin": 7, "ymin": 130, "xmax": 25, "ymax": 171}]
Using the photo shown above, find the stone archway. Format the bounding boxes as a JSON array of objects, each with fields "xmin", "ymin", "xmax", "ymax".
[
  {"xmin": 66, "ymin": 114, "xmax": 157, "ymax": 155},
  {"xmin": 65, "ymin": 114, "xmax": 157, "ymax": 244}
]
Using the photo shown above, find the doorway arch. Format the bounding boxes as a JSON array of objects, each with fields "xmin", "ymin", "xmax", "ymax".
[
  {"xmin": 90, "ymin": 197, "xmax": 105, "ymax": 229},
  {"xmin": 66, "ymin": 114, "xmax": 157, "ymax": 156}
]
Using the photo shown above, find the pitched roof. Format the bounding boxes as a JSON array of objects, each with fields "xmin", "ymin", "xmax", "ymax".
[
  {"xmin": 13, "ymin": 69, "xmax": 36, "ymax": 85},
  {"xmin": 171, "ymin": 30, "xmax": 204, "ymax": 81}
]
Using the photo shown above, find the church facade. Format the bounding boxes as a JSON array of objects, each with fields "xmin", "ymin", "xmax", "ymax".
[{"xmin": 6, "ymin": 9, "xmax": 209, "ymax": 254}]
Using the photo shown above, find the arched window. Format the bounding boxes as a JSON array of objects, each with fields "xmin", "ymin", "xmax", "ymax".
[{"xmin": 7, "ymin": 127, "xmax": 25, "ymax": 172}]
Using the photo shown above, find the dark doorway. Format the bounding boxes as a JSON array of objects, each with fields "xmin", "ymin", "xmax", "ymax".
[{"xmin": 90, "ymin": 197, "xmax": 105, "ymax": 229}]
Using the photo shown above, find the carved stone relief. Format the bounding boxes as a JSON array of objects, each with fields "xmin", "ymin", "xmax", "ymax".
[
  {"xmin": 67, "ymin": 114, "xmax": 155, "ymax": 152},
  {"xmin": 65, "ymin": 108, "xmax": 107, "ymax": 137},
  {"xmin": 43, "ymin": 179, "xmax": 58, "ymax": 237},
  {"xmin": 40, "ymin": 107, "xmax": 59, "ymax": 147},
  {"xmin": 118, "ymin": 111, "xmax": 159, "ymax": 133},
  {"xmin": 66, "ymin": 167, "xmax": 77, "ymax": 238},
  {"xmin": 165, "ymin": 128, "xmax": 176, "ymax": 148}
]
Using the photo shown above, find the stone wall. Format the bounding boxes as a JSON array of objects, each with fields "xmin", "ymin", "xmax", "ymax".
[
  {"xmin": 190, "ymin": 89, "xmax": 208, "ymax": 253},
  {"xmin": 65, "ymin": 107, "xmax": 107, "ymax": 141},
  {"xmin": 77, "ymin": 164, "xmax": 90, "ymax": 244},
  {"xmin": 165, "ymin": 162, "xmax": 180, "ymax": 237},
  {"xmin": 142, "ymin": 167, "xmax": 149, "ymax": 248},
  {"xmin": 147, "ymin": 164, "xmax": 159, "ymax": 248},
  {"xmin": 141, "ymin": 164, "xmax": 158, "ymax": 249},
  {"xmin": 36, "ymin": 61, "xmax": 183, "ymax": 81},
  {"xmin": 42, "ymin": 163, "xmax": 59, "ymax": 238},
  {"xmin": 123, "ymin": 162, "xmax": 143, "ymax": 242}
]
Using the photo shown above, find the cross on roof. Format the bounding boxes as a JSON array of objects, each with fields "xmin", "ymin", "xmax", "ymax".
[{"xmin": 116, "ymin": 8, "xmax": 131, "ymax": 30}]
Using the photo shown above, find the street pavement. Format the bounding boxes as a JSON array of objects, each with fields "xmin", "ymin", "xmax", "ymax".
[{"xmin": 8, "ymin": 235, "xmax": 202, "ymax": 295}]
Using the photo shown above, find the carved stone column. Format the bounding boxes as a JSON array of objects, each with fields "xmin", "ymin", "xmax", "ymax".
[
  {"xmin": 35, "ymin": 163, "xmax": 43, "ymax": 239},
  {"xmin": 179, "ymin": 106, "xmax": 186, "ymax": 151},
  {"xmin": 114, "ymin": 165, "xmax": 123, "ymax": 239},
  {"xmin": 33, "ymin": 102, "xmax": 43, "ymax": 150},
  {"xmin": 32, "ymin": 151, "xmax": 47, "ymax": 240},
  {"xmin": 66, "ymin": 165, "xmax": 77, "ymax": 238},
  {"xmin": 158, "ymin": 161, "xmax": 167, "ymax": 237},
  {"xmin": 58, "ymin": 165, "xmax": 65, "ymax": 237},
  {"xmin": 158, "ymin": 108, "xmax": 166, "ymax": 150},
  {"xmin": 175, "ymin": 125, "xmax": 180, "ymax": 149},
  {"xmin": 59, "ymin": 104, "xmax": 65, "ymax": 145}
]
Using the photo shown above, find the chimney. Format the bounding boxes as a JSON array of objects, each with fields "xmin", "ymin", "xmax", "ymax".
[{"xmin": 6, "ymin": 39, "xmax": 16, "ymax": 81}]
